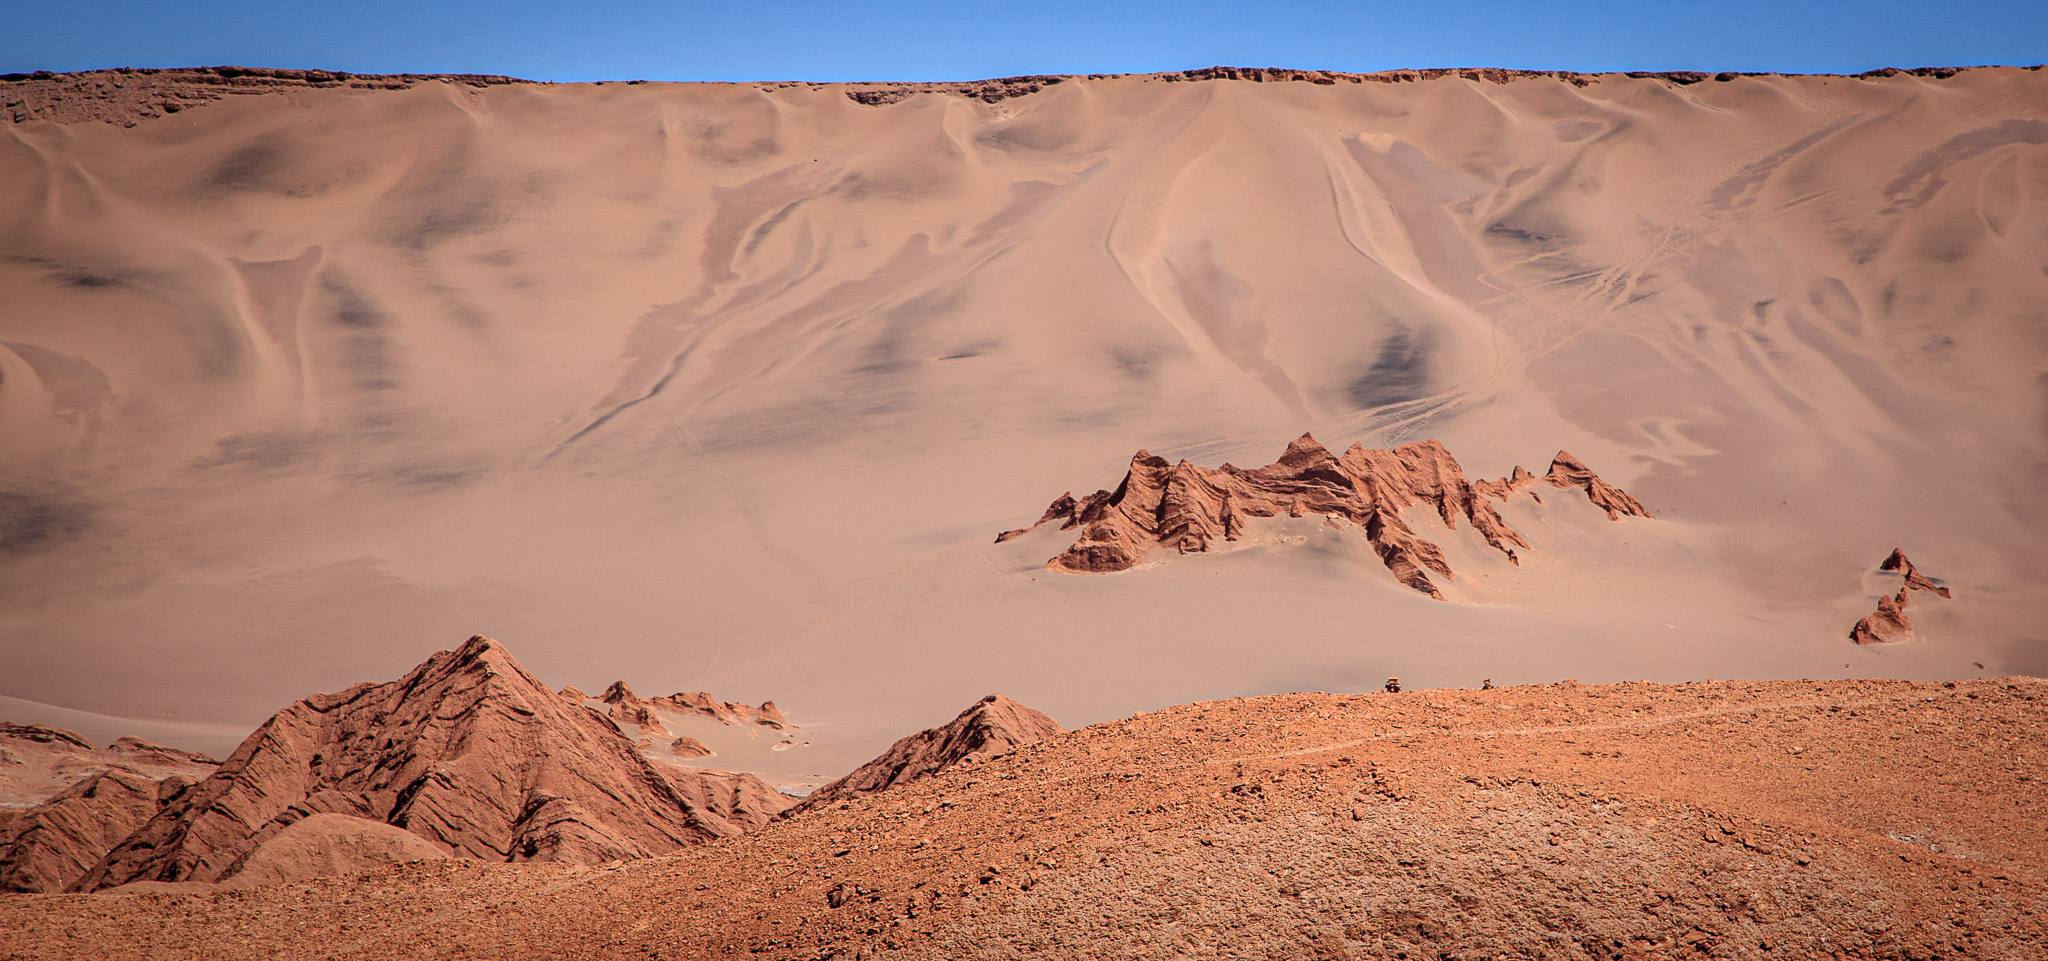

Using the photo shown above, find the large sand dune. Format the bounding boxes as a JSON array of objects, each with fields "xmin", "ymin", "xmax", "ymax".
[{"xmin": 1, "ymin": 68, "xmax": 2043, "ymax": 770}]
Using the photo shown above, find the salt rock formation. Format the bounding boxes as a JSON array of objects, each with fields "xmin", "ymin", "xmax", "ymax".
[
  {"xmin": 1851, "ymin": 549, "xmax": 1953, "ymax": 645},
  {"xmin": 73, "ymin": 636, "xmax": 779, "ymax": 892},
  {"xmin": 999, "ymin": 434, "xmax": 1650, "ymax": 598},
  {"xmin": 786, "ymin": 694, "xmax": 1062, "ymax": 817}
]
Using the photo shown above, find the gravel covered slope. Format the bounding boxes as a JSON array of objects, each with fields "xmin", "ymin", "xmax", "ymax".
[{"xmin": 4, "ymin": 676, "xmax": 2042, "ymax": 959}]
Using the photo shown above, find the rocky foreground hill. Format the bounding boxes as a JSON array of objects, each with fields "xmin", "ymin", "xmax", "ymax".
[
  {"xmin": 0, "ymin": 636, "xmax": 1052, "ymax": 896},
  {"xmin": 2, "ymin": 676, "xmax": 2040, "ymax": 959}
]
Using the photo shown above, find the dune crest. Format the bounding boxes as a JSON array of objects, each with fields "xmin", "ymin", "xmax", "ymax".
[{"xmin": 1000, "ymin": 435, "xmax": 1648, "ymax": 598}]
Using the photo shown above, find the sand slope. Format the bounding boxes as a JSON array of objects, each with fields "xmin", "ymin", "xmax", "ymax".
[{"xmin": 0, "ymin": 69, "xmax": 2044, "ymax": 767}]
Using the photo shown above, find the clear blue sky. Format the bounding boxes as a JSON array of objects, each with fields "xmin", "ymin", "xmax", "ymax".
[{"xmin": 6, "ymin": 0, "xmax": 2043, "ymax": 82}]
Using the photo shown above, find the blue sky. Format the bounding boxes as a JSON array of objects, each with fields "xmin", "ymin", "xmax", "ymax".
[{"xmin": 6, "ymin": 0, "xmax": 2043, "ymax": 82}]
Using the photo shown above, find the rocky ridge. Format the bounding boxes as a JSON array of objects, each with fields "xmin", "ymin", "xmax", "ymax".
[
  {"xmin": 6, "ymin": 64, "xmax": 2015, "ymax": 125},
  {"xmin": 4, "ymin": 677, "xmax": 2040, "ymax": 960},
  {"xmin": 999, "ymin": 434, "xmax": 1649, "ymax": 598},
  {"xmin": 69, "ymin": 636, "xmax": 783, "ymax": 892},
  {"xmin": 1, "ymin": 66, "xmax": 527, "ymax": 125},
  {"xmin": 583, "ymin": 681, "xmax": 793, "ymax": 735},
  {"xmin": 786, "ymin": 694, "xmax": 1064, "ymax": 817},
  {"xmin": 0, "ymin": 724, "xmax": 216, "ymax": 809},
  {"xmin": 0, "ymin": 769, "xmax": 193, "ymax": 894},
  {"xmin": 1850, "ymin": 549, "xmax": 1954, "ymax": 645},
  {"xmin": 0, "ymin": 725, "xmax": 216, "ymax": 893}
]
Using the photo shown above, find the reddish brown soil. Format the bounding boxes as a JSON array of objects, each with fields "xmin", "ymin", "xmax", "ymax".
[
  {"xmin": 5, "ymin": 64, "xmax": 2012, "ymax": 126},
  {"xmin": 4, "ymin": 676, "xmax": 2040, "ymax": 959},
  {"xmin": 0, "ymin": 66, "xmax": 527, "ymax": 126}
]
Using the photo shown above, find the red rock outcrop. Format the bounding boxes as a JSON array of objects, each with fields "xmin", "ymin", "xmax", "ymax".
[
  {"xmin": 1882, "ymin": 548, "xmax": 1952, "ymax": 599},
  {"xmin": 590, "ymin": 682, "xmax": 793, "ymax": 732},
  {"xmin": 0, "ymin": 769, "xmax": 170, "ymax": 893},
  {"xmin": 1851, "ymin": 550, "xmax": 1953, "ymax": 644},
  {"xmin": 71, "ymin": 636, "xmax": 779, "ymax": 892},
  {"xmin": 1000, "ymin": 434, "xmax": 1650, "ymax": 598},
  {"xmin": 0, "ymin": 724, "xmax": 215, "ymax": 809},
  {"xmin": 667, "ymin": 736, "xmax": 713, "ymax": 759},
  {"xmin": 785, "ymin": 694, "xmax": 1062, "ymax": 817},
  {"xmin": 0, "ymin": 725, "xmax": 217, "ymax": 892},
  {"xmin": 2, "ymin": 66, "xmax": 528, "ymax": 126}
]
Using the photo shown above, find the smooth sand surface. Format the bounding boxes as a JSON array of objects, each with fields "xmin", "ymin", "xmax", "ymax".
[{"xmin": 1, "ymin": 71, "xmax": 2042, "ymax": 769}]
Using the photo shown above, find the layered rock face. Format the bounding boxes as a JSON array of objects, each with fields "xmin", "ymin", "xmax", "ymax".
[
  {"xmin": 0, "ymin": 725, "xmax": 217, "ymax": 893},
  {"xmin": 0, "ymin": 770, "xmax": 193, "ymax": 893},
  {"xmin": 786, "ymin": 694, "xmax": 1062, "ymax": 817},
  {"xmin": 73, "ymin": 636, "xmax": 777, "ymax": 892},
  {"xmin": 999, "ymin": 434, "xmax": 1650, "ymax": 598},
  {"xmin": 0, "ymin": 723, "xmax": 216, "ymax": 808},
  {"xmin": 1850, "ymin": 549, "xmax": 1953, "ymax": 645}
]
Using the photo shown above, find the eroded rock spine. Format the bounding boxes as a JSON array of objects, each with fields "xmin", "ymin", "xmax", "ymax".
[{"xmin": 999, "ymin": 434, "xmax": 1650, "ymax": 598}]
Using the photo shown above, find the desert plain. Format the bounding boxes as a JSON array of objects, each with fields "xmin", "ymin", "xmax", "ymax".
[{"xmin": 0, "ymin": 64, "xmax": 2044, "ymax": 957}]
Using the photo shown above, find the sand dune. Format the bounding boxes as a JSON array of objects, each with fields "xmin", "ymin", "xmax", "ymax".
[{"xmin": 1, "ymin": 68, "xmax": 2044, "ymax": 769}]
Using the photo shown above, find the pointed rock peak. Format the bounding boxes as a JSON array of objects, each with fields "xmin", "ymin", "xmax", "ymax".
[
  {"xmin": 784, "ymin": 695, "xmax": 1063, "ymax": 817},
  {"xmin": 1550, "ymin": 450, "xmax": 1589, "ymax": 471},
  {"xmin": 1278, "ymin": 432, "xmax": 1334, "ymax": 465},
  {"xmin": 1852, "ymin": 549, "xmax": 1952, "ymax": 644},
  {"xmin": 444, "ymin": 635, "xmax": 533, "ymax": 677},
  {"xmin": 74, "ymin": 637, "xmax": 794, "ymax": 892},
  {"xmin": 422, "ymin": 634, "xmax": 556, "ymax": 698},
  {"xmin": 601, "ymin": 681, "xmax": 636, "ymax": 703},
  {"xmin": 455, "ymin": 634, "xmax": 502, "ymax": 659}
]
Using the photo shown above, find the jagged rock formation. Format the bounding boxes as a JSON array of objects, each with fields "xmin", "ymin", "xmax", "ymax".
[
  {"xmin": 999, "ymin": 434, "xmax": 1650, "ymax": 598},
  {"xmin": 71, "ymin": 636, "xmax": 786, "ymax": 892},
  {"xmin": 0, "ymin": 769, "xmax": 188, "ymax": 893},
  {"xmin": 1851, "ymin": 549, "xmax": 1953, "ymax": 645},
  {"xmin": 0, "ymin": 725, "xmax": 216, "ymax": 892},
  {"xmin": 571, "ymin": 683, "xmax": 799, "ymax": 831},
  {"xmin": 586, "ymin": 682, "xmax": 793, "ymax": 733},
  {"xmin": 0, "ymin": 724, "xmax": 215, "ymax": 808},
  {"xmin": 786, "ymin": 695, "xmax": 1062, "ymax": 817}
]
